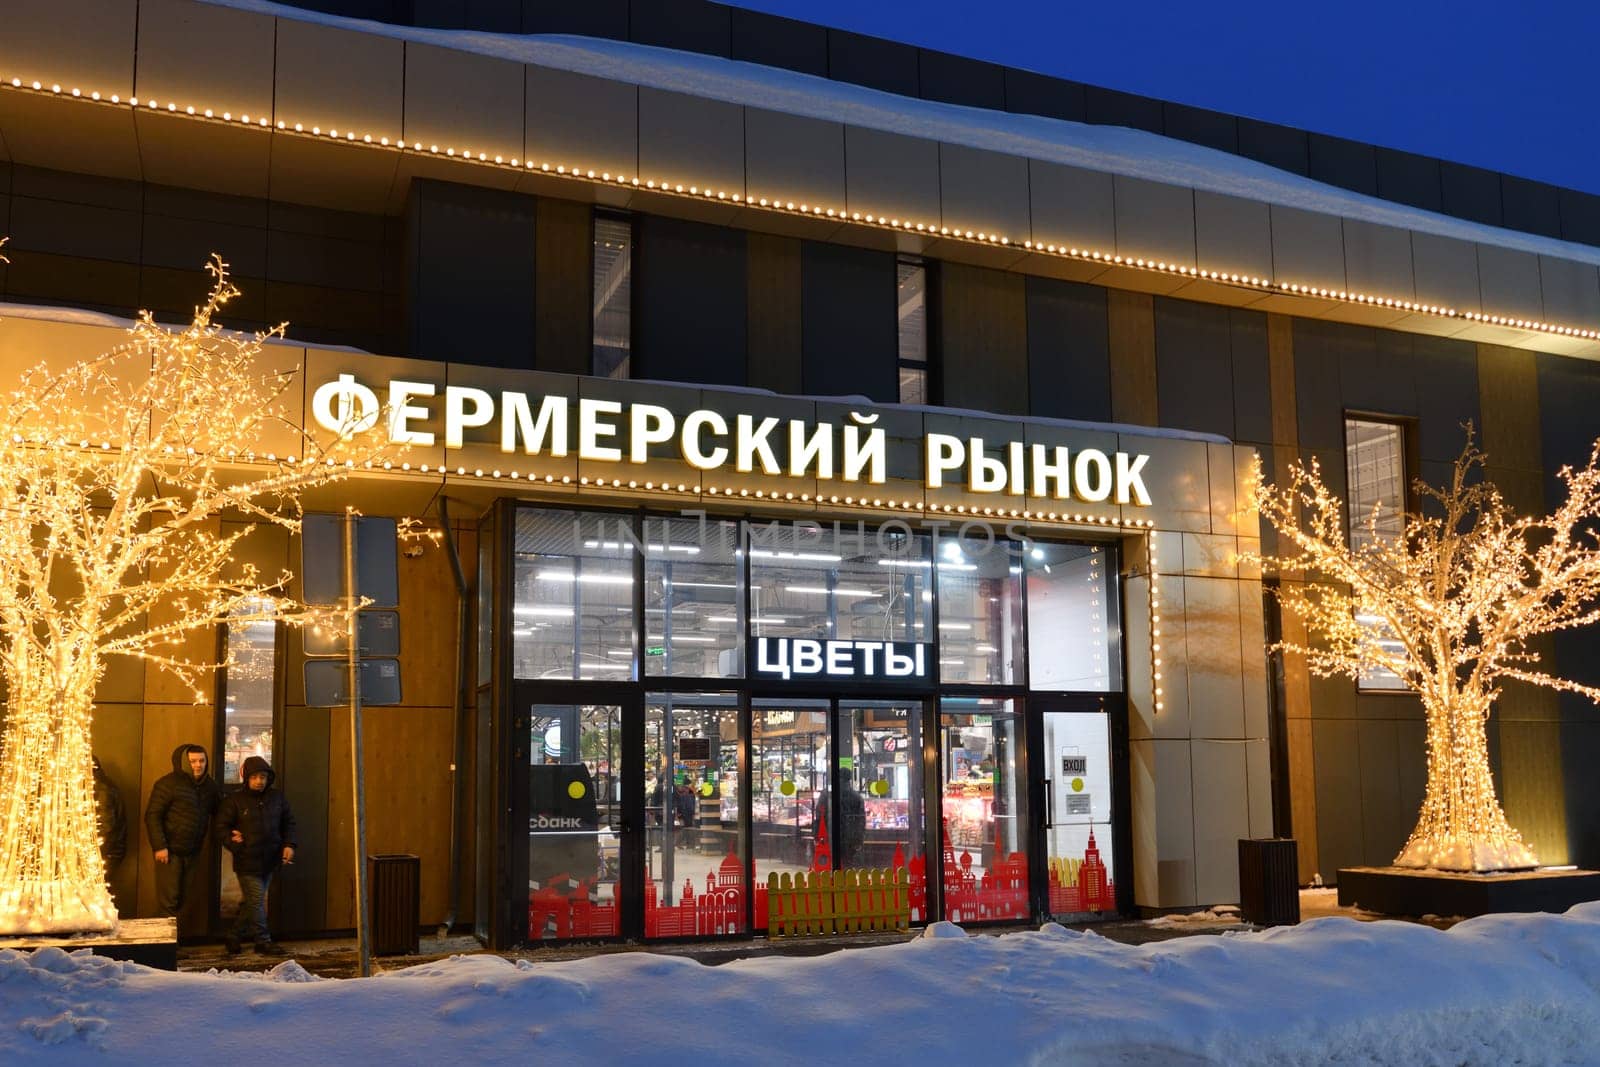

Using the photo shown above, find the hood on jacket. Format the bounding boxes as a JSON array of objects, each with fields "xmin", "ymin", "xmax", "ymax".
[
  {"xmin": 240, "ymin": 755, "xmax": 276, "ymax": 790},
  {"xmin": 169, "ymin": 743, "xmax": 211, "ymax": 779}
]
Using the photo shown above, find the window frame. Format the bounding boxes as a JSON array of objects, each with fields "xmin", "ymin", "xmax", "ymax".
[
  {"xmin": 1342, "ymin": 412, "xmax": 1418, "ymax": 693},
  {"xmin": 591, "ymin": 210, "xmax": 635, "ymax": 380}
]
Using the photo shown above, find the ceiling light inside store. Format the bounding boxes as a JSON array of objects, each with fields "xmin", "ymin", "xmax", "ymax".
[
  {"xmin": 515, "ymin": 606, "xmax": 575, "ymax": 618},
  {"xmin": 751, "ymin": 550, "xmax": 843, "ymax": 562},
  {"xmin": 667, "ymin": 580, "xmax": 738, "ymax": 590},
  {"xmin": 937, "ymin": 622, "xmax": 973, "ymax": 631},
  {"xmin": 538, "ymin": 570, "xmax": 634, "ymax": 585},
  {"xmin": 785, "ymin": 586, "xmax": 879, "ymax": 596}
]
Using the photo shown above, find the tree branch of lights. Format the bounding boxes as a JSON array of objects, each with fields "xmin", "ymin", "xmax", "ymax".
[
  {"xmin": 0, "ymin": 255, "xmax": 391, "ymax": 933},
  {"xmin": 1242, "ymin": 429, "xmax": 1600, "ymax": 872}
]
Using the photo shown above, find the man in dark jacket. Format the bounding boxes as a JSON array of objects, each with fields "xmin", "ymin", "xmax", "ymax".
[
  {"xmin": 92, "ymin": 757, "xmax": 127, "ymax": 871},
  {"xmin": 214, "ymin": 755, "xmax": 297, "ymax": 956},
  {"xmin": 143, "ymin": 743, "xmax": 220, "ymax": 917}
]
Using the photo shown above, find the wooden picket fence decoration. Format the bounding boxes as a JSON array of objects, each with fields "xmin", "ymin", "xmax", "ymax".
[{"xmin": 765, "ymin": 867, "xmax": 910, "ymax": 938}]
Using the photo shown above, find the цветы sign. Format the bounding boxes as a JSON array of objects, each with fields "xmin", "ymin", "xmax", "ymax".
[{"xmin": 310, "ymin": 374, "xmax": 1154, "ymax": 506}]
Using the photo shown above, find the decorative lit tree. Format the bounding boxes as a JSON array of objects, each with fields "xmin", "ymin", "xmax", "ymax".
[
  {"xmin": 1245, "ymin": 432, "xmax": 1600, "ymax": 872},
  {"xmin": 0, "ymin": 255, "xmax": 380, "ymax": 933}
]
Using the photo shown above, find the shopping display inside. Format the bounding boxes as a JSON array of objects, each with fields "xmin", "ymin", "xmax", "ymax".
[{"xmin": 506, "ymin": 504, "xmax": 1123, "ymax": 942}]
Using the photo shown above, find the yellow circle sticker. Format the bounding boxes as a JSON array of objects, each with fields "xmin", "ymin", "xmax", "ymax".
[
  {"xmin": 870, "ymin": 779, "xmax": 890, "ymax": 797},
  {"xmin": 700, "ymin": 782, "xmax": 713, "ymax": 797},
  {"xmin": 567, "ymin": 781, "xmax": 587, "ymax": 799},
  {"xmin": 780, "ymin": 780, "xmax": 796, "ymax": 796},
  {"xmin": 1071, "ymin": 778, "xmax": 1085, "ymax": 793}
]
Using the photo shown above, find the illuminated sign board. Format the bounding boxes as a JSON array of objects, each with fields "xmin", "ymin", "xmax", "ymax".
[
  {"xmin": 753, "ymin": 637, "xmax": 929, "ymax": 682},
  {"xmin": 309, "ymin": 373, "xmax": 1154, "ymax": 506}
]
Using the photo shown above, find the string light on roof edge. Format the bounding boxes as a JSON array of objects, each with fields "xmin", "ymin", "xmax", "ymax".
[
  {"xmin": 0, "ymin": 256, "xmax": 399, "ymax": 934},
  {"xmin": 0, "ymin": 75, "xmax": 1596, "ymax": 344}
]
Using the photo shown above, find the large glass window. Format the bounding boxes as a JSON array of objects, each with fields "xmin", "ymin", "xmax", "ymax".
[
  {"xmin": 527, "ymin": 702, "xmax": 622, "ymax": 940},
  {"xmin": 935, "ymin": 538, "xmax": 1024, "ymax": 685},
  {"xmin": 837, "ymin": 701, "xmax": 924, "ymax": 874},
  {"xmin": 512, "ymin": 510, "xmax": 636, "ymax": 681},
  {"xmin": 748, "ymin": 524, "xmax": 931, "ymax": 647},
  {"xmin": 939, "ymin": 697, "xmax": 1028, "ymax": 922},
  {"xmin": 1026, "ymin": 542, "xmax": 1120, "ymax": 692},
  {"xmin": 897, "ymin": 258, "xmax": 928, "ymax": 405},
  {"xmin": 645, "ymin": 693, "xmax": 744, "ymax": 937},
  {"xmin": 751, "ymin": 698, "xmax": 829, "ymax": 931},
  {"xmin": 645, "ymin": 517, "xmax": 741, "ymax": 678},
  {"xmin": 593, "ymin": 215, "xmax": 632, "ymax": 379},
  {"xmin": 1041, "ymin": 709, "xmax": 1116, "ymax": 916},
  {"xmin": 1345, "ymin": 417, "xmax": 1408, "ymax": 690}
]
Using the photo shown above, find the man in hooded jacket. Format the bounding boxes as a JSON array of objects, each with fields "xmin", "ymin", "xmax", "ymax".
[
  {"xmin": 214, "ymin": 755, "xmax": 297, "ymax": 956},
  {"xmin": 143, "ymin": 743, "xmax": 220, "ymax": 917}
]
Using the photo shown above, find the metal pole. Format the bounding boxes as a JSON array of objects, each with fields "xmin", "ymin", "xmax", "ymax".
[{"xmin": 345, "ymin": 508, "xmax": 373, "ymax": 977}]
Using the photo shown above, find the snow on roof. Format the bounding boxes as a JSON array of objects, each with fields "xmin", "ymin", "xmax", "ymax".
[
  {"xmin": 4, "ymin": 906, "xmax": 1600, "ymax": 1061},
  {"xmin": 214, "ymin": 0, "xmax": 1600, "ymax": 269}
]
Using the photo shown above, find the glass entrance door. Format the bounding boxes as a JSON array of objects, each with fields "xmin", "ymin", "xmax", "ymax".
[
  {"xmin": 1039, "ymin": 707, "xmax": 1116, "ymax": 916},
  {"xmin": 938, "ymin": 697, "xmax": 1029, "ymax": 922},
  {"xmin": 519, "ymin": 690, "xmax": 634, "ymax": 943}
]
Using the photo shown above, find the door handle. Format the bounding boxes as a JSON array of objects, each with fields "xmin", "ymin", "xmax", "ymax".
[{"xmin": 1043, "ymin": 777, "xmax": 1054, "ymax": 829}]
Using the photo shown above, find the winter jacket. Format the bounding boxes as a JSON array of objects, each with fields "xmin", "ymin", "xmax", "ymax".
[
  {"xmin": 214, "ymin": 755, "xmax": 298, "ymax": 876},
  {"xmin": 143, "ymin": 744, "xmax": 220, "ymax": 856},
  {"xmin": 92, "ymin": 757, "xmax": 127, "ymax": 866}
]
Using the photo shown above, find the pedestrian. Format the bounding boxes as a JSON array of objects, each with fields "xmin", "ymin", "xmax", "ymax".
[
  {"xmin": 143, "ymin": 743, "xmax": 219, "ymax": 917},
  {"xmin": 214, "ymin": 755, "xmax": 297, "ymax": 956},
  {"xmin": 92, "ymin": 756, "xmax": 127, "ymax": 873}
]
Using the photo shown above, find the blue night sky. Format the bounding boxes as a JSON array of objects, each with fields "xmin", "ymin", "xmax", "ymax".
[{"xmin": 728, "ymin": 0, "xmax": 1599, "ymax": 197}]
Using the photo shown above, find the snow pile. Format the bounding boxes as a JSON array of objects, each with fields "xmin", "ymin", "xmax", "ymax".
[{"xmin": 5, "ymin": 905, "xmax": 1600, "ymax": 1064}]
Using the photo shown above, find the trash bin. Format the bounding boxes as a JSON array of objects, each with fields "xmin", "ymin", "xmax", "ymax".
[
  {"xmin": 1238, "ymin": 838, "xmax": 1299, "ymax": 926},
  {"xmin": 368, "ymin": 853, "xmax": 421, "ymax": 956}
]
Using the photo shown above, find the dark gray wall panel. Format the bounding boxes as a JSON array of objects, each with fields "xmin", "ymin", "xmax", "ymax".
[
  {"xmin": 828, "ymin": 30, "xmax": 918, "ymax": 97},
  {"xmin": 1154, "ymin": 297, "xmax": 1234, "ymax": 439},
  {"xmin": 1003, "ymin": 69, "xmax": 1085, "ymax": 122},
  {"xmin": 1411, "ymin": 335, "xmax": 1479, "ymax": 464},
  {"xmin": 1289, "ymin": 320, "xmax": 1347, "ymax": 450},
  {"xmin": 1375, "ymin": 148, "xmax": 1441, "ymax": 213},
  {"xmin": 630, "ymin": 0, "xmax": 730, "ymax": 57},
  {"xmin": 1357, "ymin": 719, "xmax": 1406, "ymax": 866},
  {"xmin": 464, "ymin": 0, "xmax": 520, "ymax": 32},
  {"xmin": 1084, "ymin": 87, "xmax": 1163, "ymax": 134},
  {"xmin": 1025, "ymin": 276, "xmax": 1110, "ymax": 423},
  {"xmin": 520, "ymin": 0, "xmax": 628, "ymax": 37},
  {"xmin": 1312, "ymin": 719, "xmax": 1365, "ymax": 878},
  {"xmin": 1501, "ymin": 176, "xmax": 1562, "ymax": 239},
  {"xmin": 1163, "ymin": 103, "xmax": 1238, "ymax": 154},
  {"xmin": 404, "ymin": 180, "xmax": 537, "ymax": 368},
  {"xmin": 1560, "ymin": 719, "xmax": 1600, "ymax": 867},
  {"xmin": 731, "ymin": 8, "xmax": 827, "ymax": 75},
  {"xmin": 278, "ymin": 705, "xmax": 330, "ymax": 935},
  {"xmin": 1237, "ymin": 119, "xmax": 1308, "ymax": 176},
  {"xmin": 1343, "ymin": 327, "xmax": 1417, "ymax": 418},
  {"xmin": 1558, "ymin": 189, "xmax": 1600, "ymax": 247},
  {"xmin": 634, "ymin": 214, "xmax": 747, "ymax": 387},
  {"xmin": 1229, "ymin": 308, "xmax": 1272, "ymax": 446},
  {"xmin": 1440, "ymin": 162, "xmax": 1503, "ymax": 228},
  {"xmin": 1308, "ymin": 133, "xmax": 1377, "ymax": 196},
  {"xmin": 799, "ymin": 240, "xmax": 897, "ymax": 402},
  {"xmin": 534, "ymin": 197, "xmax": 591, "ymax": 377},
  {"xmin": 747, "ymin": 233, "xmax": 802, "ymax": 395},
  {"xmin": 938, "ymin": 263, "xmax": 1028, "ymax": 416},
  {"xmin": 1535, "ymin": 351, "xmax": 1600, "ymax": 497},
  {"xmin": 918, "ymin": 50, "xmax": 1005, "ymax": 110}
]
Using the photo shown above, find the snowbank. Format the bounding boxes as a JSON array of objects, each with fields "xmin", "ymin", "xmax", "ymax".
[{"xmin": 5, "ymin": 904, "xmax": 1600, "ymax": 1064}]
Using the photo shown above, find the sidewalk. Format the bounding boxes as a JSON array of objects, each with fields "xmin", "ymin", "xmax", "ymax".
[{"xmin": 179, "ymin": 889, "xmax": 1413, "ymax": 978}]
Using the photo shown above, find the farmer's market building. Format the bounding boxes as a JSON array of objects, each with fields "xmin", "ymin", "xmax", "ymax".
[{"xmin": 2, "ymin": 0, "xmax": 1598, "ymax": 947}]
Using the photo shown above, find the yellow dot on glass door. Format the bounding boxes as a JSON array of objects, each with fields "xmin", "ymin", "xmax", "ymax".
[
  {"xmin": 870, "ymin": 779, "xmax": 890, "ymax": 797},
  {"xmin": 780, "ymin": 780, "xmax": 796, "ymax": 796},
  {"xmin": 1071, "ymin": 778, "xmax": 1085, "ymax": 792},
  {"xmin": 567, "ymin": 781, "xmax": 587, "ymax": 799}
]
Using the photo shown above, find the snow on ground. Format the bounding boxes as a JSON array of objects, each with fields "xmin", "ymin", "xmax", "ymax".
[{"xmin": 5, "ymin": 905, "xmax": 1600, "ymax": 1065}]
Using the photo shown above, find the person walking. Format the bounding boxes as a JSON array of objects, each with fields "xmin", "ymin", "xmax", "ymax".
[
  {"xmin": 143, "ymin": 744, "xmax": 219, "ymax": 917},
  {"xmin": 214, "ymin": 755, "xmax": 297, "ymax": 956}
]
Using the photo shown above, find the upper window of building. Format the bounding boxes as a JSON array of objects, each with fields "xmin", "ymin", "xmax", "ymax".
[
  {"xmin": 592, "ymin": 215, "xmax": 632, "ymax": 379},
  {"xmin": 1025, "ymin": 542, "xmax": 1120, "ymax": 692},
  {"xmin": 513, "ymin": 509, "xmax": 636, "ymax": 681},
  {"xmin": 645, "ymin": 516, "xmax": 741, "ymax": 679},
  {"xmin": 897, "ymin": 258, "xmax": 928, "ymax": 405},
  {"xmin": 1344, "ymin": 417, "xmax": 1408, "ymax": 690}
]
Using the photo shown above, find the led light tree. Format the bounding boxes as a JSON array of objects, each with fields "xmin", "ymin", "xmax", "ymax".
[
  {"xmin": 1246, "ymin": 432, "xmax": 1600, "ymax": 872},
  {"xmin": 0, "ymin": 255, "xmax": 378, "ymax": 933}
]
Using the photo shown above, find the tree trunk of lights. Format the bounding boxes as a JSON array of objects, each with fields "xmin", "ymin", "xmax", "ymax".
[
  {"xmin": 1394, "ymin": 694, "xmax": 1539, "ymax": 872},
  {"xmin": 0, "ymin": 645, "xmax": 118, "ymax": 934}
]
